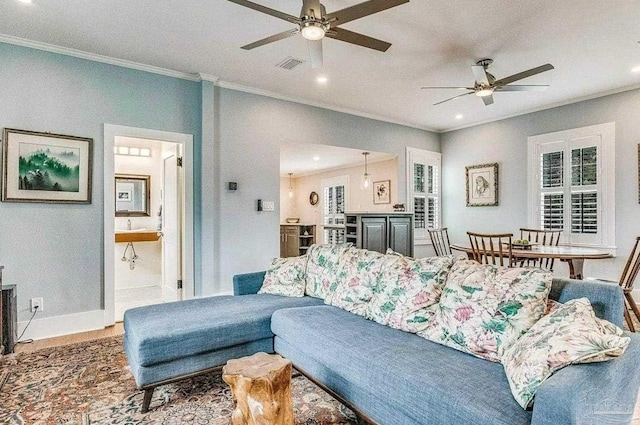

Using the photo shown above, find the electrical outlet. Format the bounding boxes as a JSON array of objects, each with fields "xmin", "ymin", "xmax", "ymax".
[{"xmin": 30, "ymin": 297, "xmax": 43, "ymax": 313}]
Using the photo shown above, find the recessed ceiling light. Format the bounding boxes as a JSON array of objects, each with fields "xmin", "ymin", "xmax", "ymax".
[
  {"xmin": 18, "ymin": 0, "xmax": 32, "ymax": 4},
  {"xmin": 455, "ymin": 114, "xmax": 463, "ymax": 120},
  {"xmin": 317, "ymin": 76, "xmax": 328, "ymax": 84},
  {"xmin": 632, "ymin": 66, "xmax": 640, "ymax": 73},
  {"xmin": 313, "ymin": 155, "xmax": 320, "ymax": 161}
]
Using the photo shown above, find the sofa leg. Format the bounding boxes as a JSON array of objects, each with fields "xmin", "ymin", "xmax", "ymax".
[{"xmin": 141, "ymin": 387, "xmax": 154, "ymax": 413}]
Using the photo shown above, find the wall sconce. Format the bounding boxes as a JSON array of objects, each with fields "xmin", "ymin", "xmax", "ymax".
[{"xmin": 114, "ymin": 146, "xmax": 151, "ymax": 157}]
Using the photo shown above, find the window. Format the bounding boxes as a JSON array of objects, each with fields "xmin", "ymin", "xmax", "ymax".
[
  {"xmin": 407, "ymin": 147, "xmax": 441, "ymax": 244},
  {"xmin": 322, "ymin": 175, "xmax": 348, "ymax": 244},
  {"xmin": 527, "ymin": 123, "xmax": 615, "ymax": 249}
]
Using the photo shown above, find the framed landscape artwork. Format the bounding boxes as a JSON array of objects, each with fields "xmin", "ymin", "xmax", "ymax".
[
  {"xmin": 373, "ymin": 180, "xmax": 390, "ymax": 204},
  {"xmin": 2, "ymin": 128, "xmax": 93, "ymax": 203},
  {"xmin": 466, "ymin": 163, "xmax": 498, "ymax": 207}
]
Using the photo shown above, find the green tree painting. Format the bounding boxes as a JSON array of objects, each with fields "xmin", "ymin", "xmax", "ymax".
[{"xmin": 18, "ymin": 143, "xmax": 80, "ymax": 192}]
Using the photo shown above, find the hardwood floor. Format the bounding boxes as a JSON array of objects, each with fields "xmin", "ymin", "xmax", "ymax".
[{"xmin": 13, "ymin": 323, "xmax": 124, "ymax": 354}]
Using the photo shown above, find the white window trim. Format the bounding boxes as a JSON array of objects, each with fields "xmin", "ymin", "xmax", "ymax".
[
  {"xmin": 406, "ymin": 147, "xmax": 442, "ymax": 245},
  {"xmin": 527, "ymin": 122, "xmax": 616, "ymax": 252}
]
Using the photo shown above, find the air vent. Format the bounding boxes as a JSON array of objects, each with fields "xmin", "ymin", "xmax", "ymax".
[{"xmin": 276, "ymin": 56, "xmax": 305, "ymax": 70}]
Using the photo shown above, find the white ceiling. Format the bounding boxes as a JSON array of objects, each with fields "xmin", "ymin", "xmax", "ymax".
[
  {"xmin": 1, "ymin": 1, "xmax": 639, "ymax": 131},
  {"xmin": 280, "ymin": 141, "xmax": 395, "ymax": 176}
]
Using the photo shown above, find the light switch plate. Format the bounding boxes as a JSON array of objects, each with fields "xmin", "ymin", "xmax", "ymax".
[{"xmin": 262, "ymin": 201, "xmax": 275, "ymax": 211}]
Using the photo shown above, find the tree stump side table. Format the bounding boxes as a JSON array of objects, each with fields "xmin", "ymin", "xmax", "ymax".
[{"xmin": 222, "ymin": 352, "xmax": 294, "ymax": 425}]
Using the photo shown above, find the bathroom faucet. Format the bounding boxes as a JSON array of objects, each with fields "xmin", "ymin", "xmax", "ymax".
[{"xmin": 127, "ymin": 219, "xmax": 131, "ymax": 230}]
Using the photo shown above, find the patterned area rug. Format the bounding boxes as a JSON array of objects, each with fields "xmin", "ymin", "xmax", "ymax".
[{"xmin": 0, "ymin": 336, "xmax": 357, "ymax": 425}]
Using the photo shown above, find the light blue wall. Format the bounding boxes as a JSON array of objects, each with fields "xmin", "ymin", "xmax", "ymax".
[
  {"xmin": 0, "ymin": 42, "xmax": 201, "ymax": 321},
  {"xmin": 0, "ymin": 42, "xmax": 440, "ymax": 323},
  {"xmin": 210, "ymin": 87, "xmax": 440, "ymax": 294},
  {"xmin": 441, "ymin": 88, "xmax": 640, "ymax": 280}
]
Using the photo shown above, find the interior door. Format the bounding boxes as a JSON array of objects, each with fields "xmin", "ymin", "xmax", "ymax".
[{"xmin": 162, "ymin": 144, "xmax": 183, "ymax": 301}]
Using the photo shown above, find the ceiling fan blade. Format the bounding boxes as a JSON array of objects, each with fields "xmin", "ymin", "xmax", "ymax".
[
  {"xmin": 495, "ymin": 85, "xmax": 549, "ymax": 92},
  {"xmin": 492, "ymin": 64, "xmax": 554, "ymax": 88},
  {"xmin": 302, "ymin": 0, "xmax": 322, "ymax": 17},
  {"xmin": 241, "ymin": 29, "xmax": 298, "ymax": 50},
  {"xmin": 325, "ymin": 0, "xmax": 409, "ymax": 26},
  {"xmin": 481, "ymin": 94, "xmax": 494, "ymax": 106},
  {"xmin": 433, "ymin": 92, "xmax": 474, "ymax": 106},
  {"xmin": 471, "ymin": 65, "xmax": 489, "ymax": 86},
  {"xmin": 308, "ymin": 39, "xmax": 323, "ymax": 68},
  {"xmin": 421, "ymin": 86, "xmax": 475, "ymax": 90},
  {"xmin": 326, "ymin": 27, "xmax": 391, "ymax": 51},
  {"xmin": 227, "ymin": 0, "xmax": 300, "ymax": 23}
]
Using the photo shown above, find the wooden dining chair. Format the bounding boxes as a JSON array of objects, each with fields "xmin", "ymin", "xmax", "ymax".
[
  {"xmin": 467, "ymin": 232, "xmax": 513, "ymax": 267},
  {"xmin": 428, "ymin": 228, "xmax": 452, "ymax": 256},
  {"xmin": 517, "ymin": 228, "xmax": 562, "ymax": 270},
  {"xmin": 600, "ymin": 237, "xmax": 640, "ymax": 332}
]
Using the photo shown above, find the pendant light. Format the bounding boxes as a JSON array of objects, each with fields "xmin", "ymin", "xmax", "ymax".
[
  {"xmin": 288, "ymin": 173, "xmax": 294, "ymax": 198},
  {"xmin": 362, "ymin": 152, "xmax": 371, "ymax": 189}
]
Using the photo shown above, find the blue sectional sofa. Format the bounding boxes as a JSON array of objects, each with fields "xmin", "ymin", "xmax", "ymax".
[{"xmin": 124, "ymin": 266, "xmax": 640, "ymax": 423}]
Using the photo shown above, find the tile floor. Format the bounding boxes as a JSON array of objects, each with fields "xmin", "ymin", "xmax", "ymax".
[{"xmin": 115, "ymin": 285, "xmax": 164, "ymax": 322}]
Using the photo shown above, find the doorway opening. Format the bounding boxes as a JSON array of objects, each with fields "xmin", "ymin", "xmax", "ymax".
[{"xmin": 103, "ymin": 125, "xmax": 194, "ymax": 326}]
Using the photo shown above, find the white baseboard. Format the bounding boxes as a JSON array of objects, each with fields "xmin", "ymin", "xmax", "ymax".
[{"xmin": 18, "ymin": 310, "xmax": 105, "ymax": 341}]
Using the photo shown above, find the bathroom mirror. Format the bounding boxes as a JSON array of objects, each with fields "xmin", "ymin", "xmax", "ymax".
[{"xmin": 115, "ymin": 174, "xmax": 150, "ymax": 217}]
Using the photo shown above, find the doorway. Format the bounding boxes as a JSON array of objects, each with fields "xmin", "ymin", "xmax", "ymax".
[{"xmin": 103, "ymin": 125, "xmax": 194, "ymax": 326}]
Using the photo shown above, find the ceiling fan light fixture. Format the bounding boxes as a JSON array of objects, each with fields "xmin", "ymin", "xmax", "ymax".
[
  {"xmin": 476, "ymin": 87, "xmax": 494, "ymax": 97},
  {"xmin": 301, "ymin": 22, "xmax": 326, "ymax": 41}
]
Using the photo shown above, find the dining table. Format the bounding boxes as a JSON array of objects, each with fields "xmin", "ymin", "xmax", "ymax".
[{"xmin": 450, "ymin": 243, "xmax": 613, "ymax": 279}]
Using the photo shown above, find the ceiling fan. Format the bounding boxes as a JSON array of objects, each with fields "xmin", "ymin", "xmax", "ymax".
[
  {"xmin": 227, "ymin": 0, "xmax": 409, "ymax": 68},
  {"xmin": 422, "ymin": 59, "xmax": 554, "ymax": 106}
]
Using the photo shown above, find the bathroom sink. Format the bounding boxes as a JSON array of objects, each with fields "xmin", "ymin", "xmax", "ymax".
[{"xmin": 115, "ymin": 229, "xmax": 161, "ymax": 243}]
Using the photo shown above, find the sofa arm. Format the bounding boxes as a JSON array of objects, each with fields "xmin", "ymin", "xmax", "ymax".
[
  {"xmin": 531, "ymin": 332, "xmax": 640, "ymax": 425},
  {"xmin": 233, "ymin": 271, "xmax": 266, "ymax": 295},
  {"xmin": 550, "ymin": 278, "xmax": 624, "ymax": 327}
]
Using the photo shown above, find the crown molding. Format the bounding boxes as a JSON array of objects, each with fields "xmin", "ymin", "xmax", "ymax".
[
  {"xmin": 198, "ymin": 73, "xmax": 219, "ymax": 83},
  {"xmin": 0, "ymin": 34, "xmax": 201, "ymax": 81},
  {"xmin": 215, "ymin": 80, "xmax": 438, "ymax": 133},
  {"xmin": 0, "ymin": 34, "xmax": 437, "ymax": 132}
]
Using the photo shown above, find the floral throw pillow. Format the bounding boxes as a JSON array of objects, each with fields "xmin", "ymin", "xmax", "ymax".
[
  {"xmin": 258, "ymin": 256, "xmax": 307, "ymax": 297},
  {"xmin": 305, "ymin": 243, "xmax": 352, "ymax": 299},
  {"xmin": 503, "ymin": 298, "xmax": 630, "ymax": 409},
  {"xmin": 367, "ymin": 254, "xmax": 455, "ymax": 333},
  {"xmin": 418, "ymin": 260, "xmax": 552, "ymax": 362},
  {"xmin": 325, "ymin": 247, "xmax": 388, "ymax": 316}
]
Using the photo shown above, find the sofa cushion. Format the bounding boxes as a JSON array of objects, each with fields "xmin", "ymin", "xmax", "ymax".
[
  {"xmin": 418, "ymin": 260, "xmax": 552, "ymax": 362},
  {"xmin": 305, "ymin": 243, "xmax": 352, "ymax": 299},
  {"xmin": 123, "ymin": 294, "xmax": 323, "ymax": 367},
  {"xmin": 272, "ymin": 305, "xmax": 531, "ymax": 425},
  {"xmin": 258, "ymin": 256, "xmax": 307, "ymax": 297},
  {"xmin": 324, "ymin": 247, "xmax": 387, "ymax": 316},
  {"xmin": 503, "ymin": 298, "xmax": 630, "ymax": 409},
  {"xmin": 367, "ymin": 254, "xmax": 454, "ymax": 332}
]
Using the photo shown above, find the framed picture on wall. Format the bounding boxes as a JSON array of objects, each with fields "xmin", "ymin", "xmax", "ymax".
[
  {"xmin": 466, "ymin": 163, "xmax": 498, "ymax": 207},
  {"xmin": 2, "ymin": 128, "xmax": 93, "ymax": 203},
  {"xmin": 373, "ymin": 180, "xmax": 391, "ymax": 204}
]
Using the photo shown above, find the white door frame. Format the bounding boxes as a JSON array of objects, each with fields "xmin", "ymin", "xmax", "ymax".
[{"xmin": 103, "ymin": 124, "xmax": 194, "ymax": 326}]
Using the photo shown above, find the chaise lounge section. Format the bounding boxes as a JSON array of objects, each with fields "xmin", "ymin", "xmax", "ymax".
[{"xmin": 123, "ymin": 288, "xmax": 322, "ymax": 412}]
